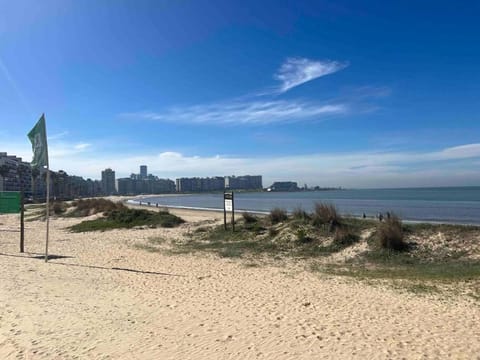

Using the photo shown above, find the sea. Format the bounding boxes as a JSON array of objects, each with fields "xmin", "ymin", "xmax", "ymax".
[{"xmin": 132, "ymin": 187, "xmax": 480, "ymax": 225}]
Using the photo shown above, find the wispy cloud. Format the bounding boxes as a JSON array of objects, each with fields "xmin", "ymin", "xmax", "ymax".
[
  {"xmin": 48, "ymin": 131, "xmax": 70, "ymax": 141},
  {"xmin": 74, "ymin": 143, "xmax": 91, "ymax": 150},
  {"xmin": 438, "ymin": 143, "xmax": 480, "ymax": 159},
  {"xmin": 0, "ymin": 56, "xmax": 32, "ymax": 115},
  {"xmin": 274, "ymin": 57, "xmax": 348, "ymax": 93},
  {"xmin": 121, "ymin": 100, "xmax": 347, "ymax": 125}
]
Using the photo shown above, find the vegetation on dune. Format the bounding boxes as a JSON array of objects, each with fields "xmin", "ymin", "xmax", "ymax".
[
  {"xmin": 173, "ymin": 203, "xmax": 367, "ymax": 259},
  {"xmin": 242, "ymin": 212, "xmax": 258, "ymax": 224},
  {"xmin": 24, "ymin": 198, "xmax": 185, "ymax": 231},
  {"xmin": 269, "ymin": 207, "xmax": 288, "ymax": 224},
  {"xmin": 68, "ymin": 198, "xmax": 126, "ymax": 217},
  {"xmin": 165, "ymin": 203, "xmax": 480, "ymax": 297},
  {"xmin": 69, "ymin": 208, "xmax": 184, "ymax": 232},
  {"xmin": 376, "ymin": 214, "xmax": 407, "ymax": 251},
  {"xmin": 292, "ymin": 207, "xmax": 311, "ymax": 221},
  {"xmin": 312, "ymin": 202, "xmax": 341, "ymax": 231}
]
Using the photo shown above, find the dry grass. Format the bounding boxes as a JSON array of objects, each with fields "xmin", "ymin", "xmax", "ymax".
[
  {"xmin": 269, "ymin": 208, "xmax": 288, "ymax": 224},
  {"xmin": 313, "ymin": 202, "xmax": 341, "ymax": 231},
  {"xmin": 69, "ymin": 198, "xmax": 126, "ymax": 217},
  {"xmin": 377, "ymin": 214, "xmax": 407, "ymax": 251},
  {"xmin": 292, "ymin": 207, "xmax": 310, "ymax": 221},
  {"xmin": 242, "ymin": 212, "xmax": 258, "ymax": 223}
]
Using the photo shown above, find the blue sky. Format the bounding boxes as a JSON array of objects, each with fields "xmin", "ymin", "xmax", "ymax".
[{"xmin": 1, "ymin": 0, "xmax": 480, "ymax": 188}]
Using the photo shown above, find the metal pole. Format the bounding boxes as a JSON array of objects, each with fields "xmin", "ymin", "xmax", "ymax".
[
  {"xmin": 20, "ymin": 192, "xmax": 24, "ymax": 253},
  {"xmin": 44, "ymin": 114, "xmax": 50, "ymax": 263},
  {"xmin": 45, "ymin": 167, "xmax": 50, "ymax": 262}
]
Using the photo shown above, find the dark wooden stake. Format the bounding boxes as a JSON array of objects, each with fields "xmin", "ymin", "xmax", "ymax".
[
  {"xmin": 20, "ymin": 193, "xmax": 25, "ymax": 253},
  {"xmin": 231, "ymin": 192, "xmax": 235, "ymax": 232},
  {"xmin": 224, "ymin": 192, "xmax": 227, "ymax": 230}
]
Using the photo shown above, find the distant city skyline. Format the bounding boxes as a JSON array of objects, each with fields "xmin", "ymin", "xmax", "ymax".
[{"xmin": 1, "ymin": 1, "xmax": 480, "ymax": 188}]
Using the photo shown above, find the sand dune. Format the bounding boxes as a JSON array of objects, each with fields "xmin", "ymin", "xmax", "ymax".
[{"xmin": 0, "ymin": 209, "xmax": 479, "ymax": 359}]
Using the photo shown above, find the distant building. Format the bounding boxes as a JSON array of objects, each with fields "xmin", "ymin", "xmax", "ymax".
[
  {"xmin": 101, "ymin": 168, "xmax": 116, "ymax": 195},
  {"xmin": 0, "ymin": 152, "xmax": 32, "ymax": 194},
  {"xmin": 225, "ymin": 175, "xmax": 262, "ymax": 190},
  {"xmin": 140, "ymin": 165, "xmax": 147, "ymax": 179},
  {"xmin": 117, "ymin": 176, "xmax": 175, "ymax": 195},
  {"xmin": 176, "ymin": 175, "xmax": 262, "ymax": 192},
  {"xmin": 268, "ymin": 181, "xmax": 299, "ymax": 192}
]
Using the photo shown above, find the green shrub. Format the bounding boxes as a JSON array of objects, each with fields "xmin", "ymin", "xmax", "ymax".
[
  {"xmin": 269, "ymin": 207, "xmax": 288, "ymax": 224},
  {"xmin": 377, "ymin": 214, "xmax": 407, "ymax": 251},
  {"xmin": 69, "ymin": 208, "xmax": 184, "ymax": 232}
]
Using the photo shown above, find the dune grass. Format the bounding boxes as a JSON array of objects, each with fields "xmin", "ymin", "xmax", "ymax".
[
  {"xmin": 170, "ymin": 204, "xmax": 480, "ymax": 293},
  {"xmin": 67, "ymin": 198, "xmax": 126, "ymax": 217},
  {"xmin": 69, "ymin": 208, "xmax": 184, "ymax": 232}
]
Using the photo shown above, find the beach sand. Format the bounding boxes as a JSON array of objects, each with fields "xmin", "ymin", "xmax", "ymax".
[{"xmin": 0, "ymin": 208, "xmax": 479, "ymax": 359}]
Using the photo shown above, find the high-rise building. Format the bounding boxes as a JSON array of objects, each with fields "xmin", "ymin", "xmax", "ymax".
[
  {"xmin": 0, "ymin": 152, "xmax": 32, "ymax": 193},
  {"xmin": 101, "ymin": 168, "xmax": 116, "ymax": 195},
  {"xmin": 140, "ymin": 165, "xmax": 147, "ymax": 179},
  {"xmin": 225, "ymin": 175, "xmax": 262, "ymax": 190},
  {"xmin": 117, "ymin": 176, "xmax": 175, "ymax": 195}
]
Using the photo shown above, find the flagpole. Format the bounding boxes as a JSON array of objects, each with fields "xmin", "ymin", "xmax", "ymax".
[
  {"xmin": 44, "ymin": 114, "xmax": 50, "ymax": 263},
  {"xmin": 27, "ymin": 113, "xmax": 50, "ymax": 262},
  {"xmin": 45, "ymin": 165, "xmax": 50, "ymax": 262}
]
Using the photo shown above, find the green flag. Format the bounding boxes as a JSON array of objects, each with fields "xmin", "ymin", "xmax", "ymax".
[{"xmin": 28, "ymin": 114, "xmax": 49, "ymax": 168}]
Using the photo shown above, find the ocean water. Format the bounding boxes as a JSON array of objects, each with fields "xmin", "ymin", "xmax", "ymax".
[{"xmin": 135, "ymin": 187, "xmax": 480, "ymax": 225}]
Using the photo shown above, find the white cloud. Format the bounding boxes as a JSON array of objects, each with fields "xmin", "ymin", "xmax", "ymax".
[
  {"xmin": 121, "ymin": 100, "xmax": 347, "ymax": 125},
  {"xmin": 274, "ymin": 57, "xmax": 348, "ymax": 93},
  {"xmin": 48, "ymin": 131, "xmax": 70, "ymax": 141},
  {"xmin": 74, "ymin": 143, "xmax": 91, "ymax": 150},
  {"xmin": 438, "ymin": 143, "xmax": 480, "ymax": 159},
  {"xmin": 5, "ymin": 133, "xmax": 480, "ymax": 188},
  {"xmin": 38, "ymin": 144, "xmax": 480, "ymax": 187}
]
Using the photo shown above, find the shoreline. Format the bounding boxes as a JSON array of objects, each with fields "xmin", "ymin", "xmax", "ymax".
[{"xmin": 126, "ymin": 198, "xmax": 480, "ymax": 227}]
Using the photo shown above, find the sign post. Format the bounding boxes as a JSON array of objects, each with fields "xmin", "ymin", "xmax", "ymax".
[
  {"xmin": 0, "ymin": 191, "xmax": 24, "ymax": 252},
  {"xmin": 224, "ymin": 192, "xmax": 234, "ymax": 231}
]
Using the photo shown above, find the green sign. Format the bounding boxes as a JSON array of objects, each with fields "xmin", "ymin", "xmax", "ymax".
[{"xmin": 0, "ymin": 192, "xmax": 21, "ymax": 214}]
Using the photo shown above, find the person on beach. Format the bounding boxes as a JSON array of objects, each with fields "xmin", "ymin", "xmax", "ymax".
[{"xmin": 378, "ymin": 213, "xmax": 383, "ymax": 222}]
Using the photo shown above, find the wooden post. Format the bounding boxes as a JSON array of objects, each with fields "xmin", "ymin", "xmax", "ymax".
[
  {"xmin": 20, "ymin": 193, "xmax": 24, "ymax": 253},
  {"xmin": 223, "ymin": 192, "xmax": 227, "ymax": 230},
  {"xmin": 231, "ymin": 192, "xmax": 235, "ymax": 232},
  {"xmin": 45, "ymin": 167, "xmax": 50, "ymax": 262}
]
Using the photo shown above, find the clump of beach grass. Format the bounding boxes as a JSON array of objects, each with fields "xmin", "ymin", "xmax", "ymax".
[
  {"xmin": 377, "ymin": 214, "xmax": 407, "ymax": 251},
  {"xmin": 52, "ymin": 201, "xmax": 68, "ymax": 215},
  {"xmin": 68, "ymin": 198, "xmax": 126, "ymax": 217},
  {"xmin": 292, "ymin": 207, "xmax": 310, "ymax": 222},
  {"xmin": 242, "ymin": 212, "xmax": 258, "ymax": 224},
  {"xmin": 333, "ymin": 227, "xmax": 359, "ymax": 246},
  {"xmin": 312, "ymin": 202, "xmax": 341, "ymax": 231},
  {"xmin": 269, "ymin": 207, "xmax": 288, "ymax": 224}
]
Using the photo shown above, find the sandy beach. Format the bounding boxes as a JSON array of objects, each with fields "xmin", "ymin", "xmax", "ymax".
[{"xmin": 1, "ymin": 207, "xmax": 479, "ymax": 359}]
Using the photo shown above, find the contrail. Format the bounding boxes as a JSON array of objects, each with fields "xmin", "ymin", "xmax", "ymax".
[{"xmin": 0, "ymin": 55, "xmax": 33, "ymax": 116}]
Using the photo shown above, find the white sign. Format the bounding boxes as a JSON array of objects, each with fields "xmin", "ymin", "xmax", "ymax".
[{"xmin": 224, "ymin": 199, "xmax": 233, "ymax": 211}]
